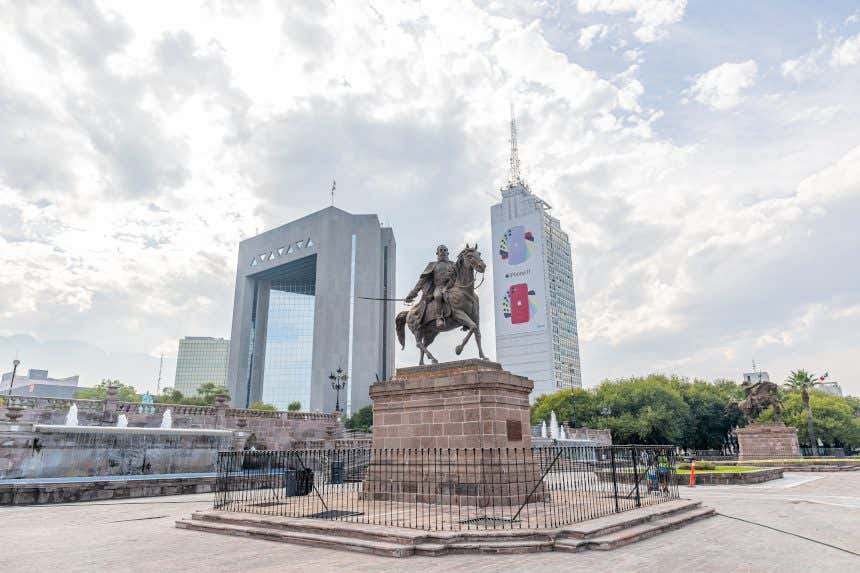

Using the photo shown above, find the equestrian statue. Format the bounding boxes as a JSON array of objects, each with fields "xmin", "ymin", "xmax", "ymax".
[
  {"xmin": 728, "ymin": 379, "xmax": 783, "ymax": 421},
  {"xmin": 396, "ymin": 243, "xmax": 488, "ymax": 365}
]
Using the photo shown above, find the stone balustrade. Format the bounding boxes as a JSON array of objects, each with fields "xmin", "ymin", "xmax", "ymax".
[{"xmin": 0, "ymin": 395, "xmax": 343, "ymax": 452}]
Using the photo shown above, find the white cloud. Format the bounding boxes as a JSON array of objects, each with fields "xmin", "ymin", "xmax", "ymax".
[
  {"xmin": 578, "ymin": 24, "xmax": 608, "ymax": 49},
  {"xmin": 831, "ymin": 32, "xmax": 860, "ymax": 66},
  {"xmin": 2, "ymin": 1, "xmax": 860, "ymax": 396},
  {"xmin": 781, "ymin": 57, "xmax": 820, "ymax": 82},
  {"xmin": 686, "ymin": 60, "xmax": 757, "ymax": 110},
  {"xmin": 577, "ymin": 0, "xmax": 687, "ymax": 43}
]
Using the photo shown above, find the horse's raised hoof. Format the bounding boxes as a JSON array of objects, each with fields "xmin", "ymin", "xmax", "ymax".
[
  {"xmin": 455, "ymin": 344, "xmax": 463, "ymax": 355},
  {"xmin": 430, "ymin": 358, "xmax": 439, "ymax": 364}
]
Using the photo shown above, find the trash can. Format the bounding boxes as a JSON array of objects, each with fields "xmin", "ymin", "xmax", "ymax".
[
  {"xmin": 284, "ymin": 468, "xmax": 314, "ymax": 496},
  {"xmin": 330, "ymin": 460, "xmax": 344, "ymax": 484}
]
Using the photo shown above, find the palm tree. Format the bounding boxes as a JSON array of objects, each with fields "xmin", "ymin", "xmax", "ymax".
[{"xmin": 784, "ymin": 369, "xmax": 824, "ymax": 452}]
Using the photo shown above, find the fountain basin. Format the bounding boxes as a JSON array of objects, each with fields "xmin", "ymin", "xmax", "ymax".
[{"xmin": 2, "ymin": 423, "xmax": 235, "ymax": 480}]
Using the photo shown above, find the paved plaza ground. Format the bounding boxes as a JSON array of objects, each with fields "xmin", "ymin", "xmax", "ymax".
[{"xmin": 3, "ymin": 472, "xmax": 858, "ymax": 572}]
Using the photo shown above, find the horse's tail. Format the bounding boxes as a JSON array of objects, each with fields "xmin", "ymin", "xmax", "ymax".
[{"xmin": 396, "ymin": 311, "xmax": 408, "ymax": 349}]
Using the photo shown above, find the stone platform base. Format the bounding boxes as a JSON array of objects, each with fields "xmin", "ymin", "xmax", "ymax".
[
  {"xmin": 736, "ymin": 423, "xmax": 801, "ymax": 461},
  {"xmin": 365, "ymin": 359, "xmax": 542, "ymax": 506},
  {"xmin": 176, "ymin": 499, "xmax": 714, "ymax": 558}
]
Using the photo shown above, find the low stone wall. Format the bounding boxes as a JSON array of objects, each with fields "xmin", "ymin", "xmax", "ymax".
[
  {"xmin": 719, "ymin": 459, "xmax": 860, "ymax": 471},
  {"xmin": 680, "ymin": 467, "xmax": 784, "ymax": 485},
  {"xmin": 0, "ymin": 475, "xmax": 218, "ymax": 505}
]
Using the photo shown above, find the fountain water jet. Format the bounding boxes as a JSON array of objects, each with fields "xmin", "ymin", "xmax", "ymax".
[
  {"xmin": 549, "ymin": 411, "xmax": 559, "ymax": 440},
  {"xmin": 160, "ymin": 409, "xmax": 173, "ymax": 429},
  {"xmin": 540, "ymin": 420, "xmax": 547, "ymax": 439},
  {"xmin": 116, "ymin": 413, "xmax": 128, "ymax": 428},
  {"xmin": 64, "ymin": 404, "xmax": 79, "ymax": 426}
]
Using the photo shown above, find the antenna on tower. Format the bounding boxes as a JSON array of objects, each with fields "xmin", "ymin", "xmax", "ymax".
[
  {"xmin": 509, "ymin": 103, "xmax": 523, "ymax": 186},
  {"xmin": 331, "ymin": 179, "xmax": 336, "ymax": 206},
  {"xmin": 156, "ymin": 353, "xmax": 164, "ymax": 395}
]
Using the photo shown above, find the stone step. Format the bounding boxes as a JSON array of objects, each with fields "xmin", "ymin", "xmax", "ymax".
[
  {"xmin": 559, "ymin": 499, "xmax": 703, "ymax": 539},
  {"xmin": 177, "ymin": 500, "xmax": 714, "ymax": 558},
  {"xmin": 176, "ymin": 517, "xmax": 414, "ymax": 558},
  {"xmin": 190, "ymin": 511, "xmax": 422, "ymax": 546},
  {"xmin": 429, "ymin": 539, "xmax": 555, "ymax": 555},
  {"xmin": 555, "ymin": 506, "xmax": 715, "ymax": 552}
]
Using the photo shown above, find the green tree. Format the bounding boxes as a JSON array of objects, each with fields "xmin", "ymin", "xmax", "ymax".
[
  {"xmin": 531, "ymin": 388, "xmax": 599, "ymax": 428},
  {"xmin": 678, "ymin": 379, "xmax": 744, "ymax": 450},
  {"xmin": 345, "ymin": 405, "xmax": 373, "ymax": 432},
  {"xmin": 593, "ymin": 375, "xmax": 690, "ymax": 445},
  {"xmin": 774, "ymin": 390, "xmax": 860, "ymax": 449},
  {"xmin": 249, "ymin": 401, "xmax": 277, "ymax": 411},
  {"xmin": 784, "ymin": 370, "xmax": 825, "ymax": 448},
  {"xmin": 74, "ymin": 379, "xmax": 139, "ymax": 402},
  {"xmin": 195, "ymin": 382, "xmax": 230, "ymax": 405},
  {"xmin": 156, "ymin": 387, "xmax": 184, "ymax": 404},
  {"xmin": 287, "ymin": 401, "xmax": 302, "ymax": 412}
]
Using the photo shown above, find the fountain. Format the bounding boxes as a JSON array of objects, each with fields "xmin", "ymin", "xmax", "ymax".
[
  {"xmin": 160, "ymin": 409, "xmax": 173, "ymax": 429},
  {"xmin": 116, "ymin": 413, "xmax": 128, "ymax": 428},
  {"xmin": 549, "ymin": 410, "xmax": 559, "ymax": 440},
  {"xmin": 540, "ymin": 420, "xmax": 547, "ymax": 438},
  {"xmin": 64, "ymin": 404, "xmax": 79, "ymax": 426},
  {"xmin": 559, "ymin": 426, "xmax": 566, "ymax": 440}
]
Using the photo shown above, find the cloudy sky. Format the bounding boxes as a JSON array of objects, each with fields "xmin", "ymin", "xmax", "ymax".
[{"xmin": 1, "ymin": 0, "xmax": 859, "ymax": 396}]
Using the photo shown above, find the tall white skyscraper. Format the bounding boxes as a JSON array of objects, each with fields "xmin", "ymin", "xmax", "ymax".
[{"xmin": 490, "ymin": 109, "xmax": 582, "ymax": 397}]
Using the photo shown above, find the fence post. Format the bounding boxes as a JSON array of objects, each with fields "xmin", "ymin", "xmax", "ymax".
[
  {"xmin": 631, "ymin": 447, "xmax": 641, "ymax": 508},
  {"xmin": 609, "ymin": 447, "xmax": 620, "ymax": 513}
]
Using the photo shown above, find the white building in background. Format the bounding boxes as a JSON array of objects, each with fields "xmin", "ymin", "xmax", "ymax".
[
  {"xmin": 174, "ymin": 337, "xmax": 230, "ymax": 396},
  {"xmin": 0, "ymin": 368, "xmax": 79, "ymax": 398},
  {"xmin": 742, "ymin": 371, "xmax": 771, "ymax": 384},
  {"xmin": 490, "ymin": 109, "xmax": 582, "ymax": 398},
  {"xmin": 818, "ymin": 381, "xmax": 843, "ymax": 396}
]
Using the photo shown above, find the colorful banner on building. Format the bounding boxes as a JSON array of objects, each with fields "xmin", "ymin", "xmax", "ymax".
[{"xmin": 492, "ymin": 211, "xmax": 547, "ymax": 335}]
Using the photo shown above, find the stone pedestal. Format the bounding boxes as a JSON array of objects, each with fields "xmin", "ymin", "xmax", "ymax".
[
  {"xmin": 363, "ymin": 359, "xmax": 542, "ymax": 506},
  {"xmin": 736, "ymin": 422, "xmax": 801, "ymax": 460}
]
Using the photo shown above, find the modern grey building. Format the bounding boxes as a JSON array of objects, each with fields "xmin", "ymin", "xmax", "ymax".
[
  {"xmin": 174, "ymin": 337, "xmax": 230, "ymax": 396},
  {"xmin": 490, "ymin": 111, "xmax": 582, "ymax": 398},
  {"xmin": 227, "ymin": 206, "xmax": 395, "ymax": 413},
  {"xmin": 1, "ymin": 368, "xmax": 80, "ymax": 399}
]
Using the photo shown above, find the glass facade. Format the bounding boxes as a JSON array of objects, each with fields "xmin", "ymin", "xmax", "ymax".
[
  {"xmin": 174, "ymin": 337, "xmax": 230, "ymax": 396},
  {"xmin": 543, "ymin": 215, "xmax": 582, "ymax": 390},
  {"xmin": 261, "ymin": 282, "xmax": 315, "ymax": 410}
]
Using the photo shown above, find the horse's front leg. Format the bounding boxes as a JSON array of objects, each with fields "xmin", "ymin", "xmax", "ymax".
[
  {"xmin": 455, "ymin": 329, "xmax": 473, "ymax": 355},
  {"xmin": 451, "ymin": 309, "xmax": 486, "ymax": 360},
  {"xmin": 473, "ymin": 325, "xmax": 488, "ymax": 360}
]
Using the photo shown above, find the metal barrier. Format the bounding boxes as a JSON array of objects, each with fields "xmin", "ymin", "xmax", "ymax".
[{"xmin": 214, "ymin": 445, "xmax": 678, "ymax": 531}]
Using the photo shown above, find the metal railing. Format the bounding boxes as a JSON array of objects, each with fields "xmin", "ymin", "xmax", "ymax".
[{"xmin": 214, "ymin": 445, "xmax": 678, "ymax": 531}]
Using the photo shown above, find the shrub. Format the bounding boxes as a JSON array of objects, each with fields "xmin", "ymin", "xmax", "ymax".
[
  {"xmin": 287, "ymin": 401, "xmax": 302, "ymax": 412},
  {"xmin": 677, "ymin": 461, "xmax": 716, "ymax": 470}
]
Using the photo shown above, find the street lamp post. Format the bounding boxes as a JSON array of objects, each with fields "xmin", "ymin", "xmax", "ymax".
[
  {"xmin": 328, "ymin": 367, "xmax": 348, "ymax": 413},
  {"xmin": 7, "ymin": 359, "xmax": 20, "ymax": 396}
]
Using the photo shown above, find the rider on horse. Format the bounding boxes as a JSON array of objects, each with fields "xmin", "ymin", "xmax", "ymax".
[{"xmin": 404, "ymin": 244, "xmax": 456, "ymax": 328}]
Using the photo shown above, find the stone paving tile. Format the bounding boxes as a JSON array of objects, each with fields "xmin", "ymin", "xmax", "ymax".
[{"xmin": 3, "ymin": 471, "xmax": 858, "ymax": 572}]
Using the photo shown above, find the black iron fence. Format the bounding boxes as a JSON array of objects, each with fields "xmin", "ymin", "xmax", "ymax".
[{"xmin": 214, "ymin": 445, "xmax": 678, "ymax": 531}]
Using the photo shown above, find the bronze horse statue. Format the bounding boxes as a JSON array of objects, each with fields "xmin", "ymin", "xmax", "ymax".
[
  {"xmin": 396, "ymin": 245, "xmax": 487, "ymax": 365},
  {"xmin": 728, "ymin": 380, "xmax": 783, "ymax": 421}
]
